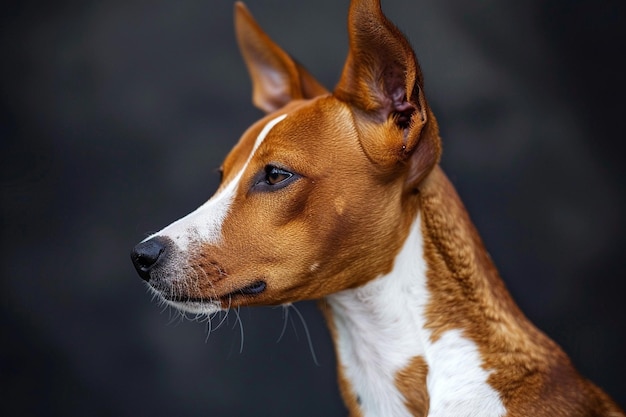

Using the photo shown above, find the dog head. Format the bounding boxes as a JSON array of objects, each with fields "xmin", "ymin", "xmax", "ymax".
[{"xmin": 131, "ymin": 0, "xmax": 441, "ymax": 315}]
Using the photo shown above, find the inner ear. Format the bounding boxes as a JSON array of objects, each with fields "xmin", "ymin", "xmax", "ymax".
[
  {"xmin": 334, "ymin": 0, "xmax": 440, "ymax": 184},
  {"xmin": 385, "ymin": 67, "xmax": 418, "ymax": 129},
  {"xmin": 334, "ymin": 0, "xmax": 427, "ymax": 148}
]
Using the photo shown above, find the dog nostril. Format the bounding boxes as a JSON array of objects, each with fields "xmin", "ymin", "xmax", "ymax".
[{"xmin": 130, "ymin": 238, "xmax": 167, "ymax": 282}]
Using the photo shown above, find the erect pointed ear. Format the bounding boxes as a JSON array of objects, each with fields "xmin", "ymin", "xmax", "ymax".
[
  {"xmin": 334, "ymin": 0, "xmax": 441, "ymax": 186},
  {"xmin": 234, "ymin": 2, "xmax": 328, "ymax": 113}
]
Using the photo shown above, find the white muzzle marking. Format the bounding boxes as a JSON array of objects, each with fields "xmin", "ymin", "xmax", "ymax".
[{"xmin": 145, "ymin": 114, "xmax": 287, "ymax": 251}]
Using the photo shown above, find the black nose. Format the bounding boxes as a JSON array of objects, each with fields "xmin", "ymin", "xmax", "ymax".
[{"xmin": 131, "ymin": 237, "xmax": 167, "ymax": 282}]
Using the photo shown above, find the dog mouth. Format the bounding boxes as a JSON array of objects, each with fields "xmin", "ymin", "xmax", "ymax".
[{"xmin": 161, "ymin": 280, "xmax": 267, "ymax": 305}]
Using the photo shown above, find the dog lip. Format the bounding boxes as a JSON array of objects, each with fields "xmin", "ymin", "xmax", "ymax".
[
  {"xmin": 237, "ymin": 280, "xmax": 266, "ymax": 295},
  {"xmin": 220, "ymin": 280, "xmax": 267, "ymax": 300},
  {"xmin": 161, "ymin": 280, "xmax": 267, "ymax": 303},
  {"xmin": 161, "ymin": 294, "xmax": 208, "ymax": 303}
]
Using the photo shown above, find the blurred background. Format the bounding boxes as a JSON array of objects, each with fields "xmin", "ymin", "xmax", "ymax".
[{"xmin": 2, "ymin": 0, "xmax": 624, "ymax": 415}]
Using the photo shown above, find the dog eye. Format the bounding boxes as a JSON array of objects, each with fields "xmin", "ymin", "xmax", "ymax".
[
  {"xmin": 251, "ymin": 165, "xmax": 298, "ymax": 193},
  {"xmin": 265, "ymin": 165, "xmax": 293, "ymax": 185}
]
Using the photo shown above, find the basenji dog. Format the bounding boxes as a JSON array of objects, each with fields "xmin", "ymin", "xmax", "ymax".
[{"xmin": 131, "ymin": 0, "xmax": 624, "ymax": 415}]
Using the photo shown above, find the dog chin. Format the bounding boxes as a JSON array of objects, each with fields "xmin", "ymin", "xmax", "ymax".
[{"xmin": 162, "ymin": 298, "xmax": 223, "ymax": 316}]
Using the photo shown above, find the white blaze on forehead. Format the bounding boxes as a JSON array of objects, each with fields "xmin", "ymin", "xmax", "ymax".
[{"xmin": 146, "ymin": 113, "xmax": 287, "ymax": 250}]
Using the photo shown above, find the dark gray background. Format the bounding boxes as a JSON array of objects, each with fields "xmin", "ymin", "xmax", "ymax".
[{"xmin": 2, "ymin": 0, "xmax": 624, "ymax": 415}]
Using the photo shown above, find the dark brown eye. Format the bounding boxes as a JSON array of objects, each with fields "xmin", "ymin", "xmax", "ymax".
[
  {"xmin": 265, "ymin": 165, "xmax": 293, "ymax": 185},
  {"xmin": 251, "ymin": 165, "xmax": 299, "ymax": 193}
]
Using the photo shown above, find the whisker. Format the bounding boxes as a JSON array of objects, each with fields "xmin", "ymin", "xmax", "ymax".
[
  {"xmin": 277, "ymin": 304, "xmax": 290, "ymax": 343},
  {"xmin": 205, "ymin": 315, "xmax": 213, "ymax": 342},
  {"xmin": 290, "ymin": 304, "xmax": 319, "ymax": 366},
  {"xmin": 233, "ymin": 306, "xmax": 245, "ymax": 354},
  {"xmin": 213, "ymin": 309, "xmax": 230, "ymax": 331}
]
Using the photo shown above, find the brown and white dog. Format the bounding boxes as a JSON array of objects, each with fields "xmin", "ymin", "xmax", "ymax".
[{"xmin": 131, "ymin": 1, "xmax": 624, "ymax": 415}]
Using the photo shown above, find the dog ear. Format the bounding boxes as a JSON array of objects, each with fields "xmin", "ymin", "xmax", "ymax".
[
  {"xmin": 234, "ymin": 2, "xmax": 328, "ymax": 113},
  {"xmin": 334, "ymin": 0, "xmax": 441, "ymax": 186}
]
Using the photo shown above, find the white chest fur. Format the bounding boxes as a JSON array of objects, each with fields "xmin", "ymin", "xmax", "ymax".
[{"xmin": 326, "ymin": 216, "xmax": 506, "ymax": 417}]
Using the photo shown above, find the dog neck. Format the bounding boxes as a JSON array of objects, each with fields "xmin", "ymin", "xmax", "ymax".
[{"xmin": 323, "ymin": 167, "xmax": 537, "ymax": 417}]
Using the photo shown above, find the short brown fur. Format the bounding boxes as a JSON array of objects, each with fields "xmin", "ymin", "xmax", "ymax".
[
  {"xmin": 395, "ymin": 356, "xmax": 430, "ymax": 417},
  {"xmin": 419, "ymin": 167, "xmax": 624, "ymax": 416}
]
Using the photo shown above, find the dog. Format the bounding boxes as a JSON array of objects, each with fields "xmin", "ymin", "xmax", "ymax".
[{"xmin": 131, "ymin": 0, "xmax": 624, "ymax": 415}]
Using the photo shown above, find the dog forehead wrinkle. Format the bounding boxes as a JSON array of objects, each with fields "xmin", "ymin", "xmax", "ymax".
[{"xmin": 145, "ymin": 113, "xmax": 288, "ymax": 251}]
